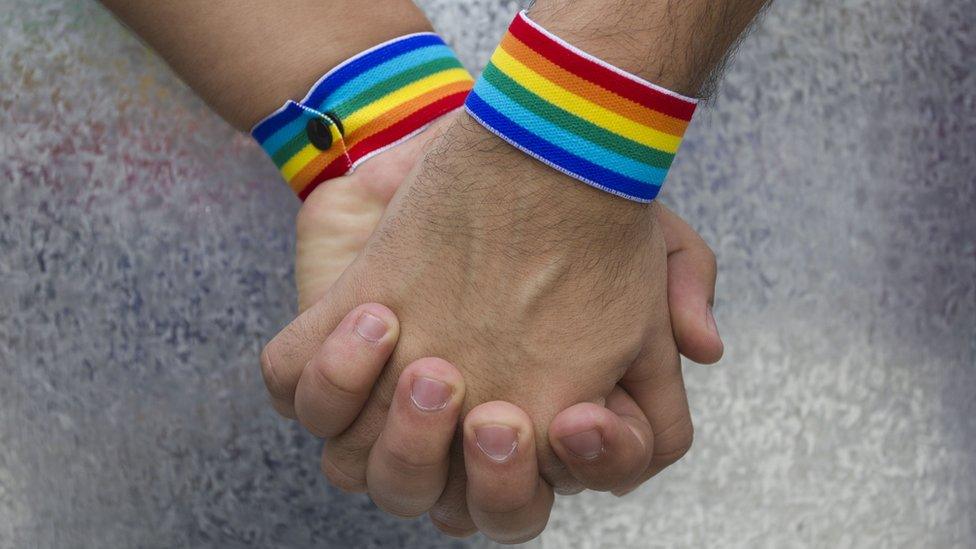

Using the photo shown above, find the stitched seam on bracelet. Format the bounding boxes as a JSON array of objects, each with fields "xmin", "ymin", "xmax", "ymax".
[
  {"xmin": 251, "ymin": 33, "xmax": 473, "ymax": 199},
  {"xmin": 463, "ymin": 10, "xmax": 698, "ymax": 202}
]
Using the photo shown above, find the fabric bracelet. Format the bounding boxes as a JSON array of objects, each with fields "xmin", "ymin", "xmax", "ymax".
[
  {"xmin": 464, "ymin": 11, "xmax": 698, "ymax": 202},
  {"xmin": 252, "ymin": 33, "xmax": 474, "ymax": 200}
]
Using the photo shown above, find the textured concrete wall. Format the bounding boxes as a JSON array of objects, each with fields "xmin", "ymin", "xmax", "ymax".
[{"xmin": 1, "ymin": 1, "xmax": 974, "ymax": 547}]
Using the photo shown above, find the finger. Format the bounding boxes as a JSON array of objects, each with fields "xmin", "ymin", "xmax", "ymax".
[
  {"xmin": 428, "ymin": 438, "xmax": 478, "ymax": 538},
  {"xmin": 292, "ymin": 304, "xmax": 399, "ymax": 438},
  {"xmin": 617, "ymin": 341, "xmax": 694, "ymax": 495},
  {"xmin": 260, "ymin": 272, "xmax": 361, "ymax": 418},
  {"xmin": 366, "ymin": 358, "xmax": 465, "ymax": 518},
  {"xmin": 658, "ymin": 204, "xmax": 724, "ymax": 364},
  {"xmin": 464, "ymin": 402, "xmax": 554, "ymax": 544},
  {"xmin": 295, "ymin": 178, "xmax": 386, "ymax": 313},
  {"xmin": 320, "ymin": 376, "xmax": 398, "ymax": 494},
  {"xmin": 548, "ymin": 386, "xmax": 653, "ymax": 492}
]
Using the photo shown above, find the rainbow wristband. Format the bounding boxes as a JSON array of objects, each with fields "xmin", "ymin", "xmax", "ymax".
[
  {"xmin": 464, "ymin": 11, "xmax": 698, "ymax": 202},
  {"xmin": 252, "ymin": 33, "xmax": 474, "ymax": 200}
]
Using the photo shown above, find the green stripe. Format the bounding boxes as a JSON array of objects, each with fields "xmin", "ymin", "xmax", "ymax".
[
  {"xmin": 482, "ymin": 63, "xmax": 675, "ymax": 170},
  {"xmin": 331, "ymin": 56, "xmax": 464, "ymax": 118},
  {"xmin": 271, "ymin": 130, "xmax": 313, "ymax": 168},
  {"xmin": 270, "ymin": 57, "xmax": 464, "ymax": 167}
]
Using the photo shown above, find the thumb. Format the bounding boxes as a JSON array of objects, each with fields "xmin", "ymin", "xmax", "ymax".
[
  {"xmin": 261, "ymin": 264, "xmax": 366, "ymax": 418},
  {"xmin": 657, "ymin": 204, "xmax": 724, "ymax": 365}
]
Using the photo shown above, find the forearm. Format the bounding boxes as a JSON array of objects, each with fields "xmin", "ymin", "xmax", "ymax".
[
  {"xmin": 527, "ymin": 0, "xmax": 771, "ymax": 96},
  {"xmin": 100, "ymin": 1, "xmax": 432, "ymax": 130}
]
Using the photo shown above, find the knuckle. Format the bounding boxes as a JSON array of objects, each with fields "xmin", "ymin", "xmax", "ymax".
[
  {"xmin": 325, "ymin": 431, "xmax": 377, "ymax": 470},
  {"xmin": 702, "ymin": 246, "xmax": 718, "ymax": 273},
  {"xmin": 371, "ymin": 489, "xmax": 437, "ymax": 519},
  {"xmin": 475, "ymin": 499, "xmax": 551, "ymax": 545},
  {"xmin": 293, "ymin": 399, "xmax": 333, "ymax": 439},
  {"xmin": 293, "ymin": 314, "xmax": 326, "ymax": 353},
  {"xmin": 259, "ymin": 343, "xmax": 291, "ymax": 403},
  {"xmin": 301, "ymin": 421, "xmax": 331, "ymax": 440},
  {"xmin": 381, "ymin": 438, "xmax": 445, "ymax": 475},
  {"xmin": 474, "ymin": 484, "xmax": 538, "ymax": 517},
  {"xmin": 492, "ymin": 525, "xmax": 546, "ymax": 545},
  {"xmin": 307, "ymin": 355, "xmax": 364, "ymax": 402},
  {"xmin": 551, "ymin": 480, "xmax": 585, "ymax": 495},
  {"xmin": 320, "ymin": 452, "xmax": 366, "ymax": 493},
  {"xmin": 653, "ymin": 416, "xmax": 694, "ymax": 466},
  {"xmin": 574, "ymin": 464, "xmax": 628, "ymax": 494},
  {"xmin": 539, "ymin": 459, "xmax": 583, "ymax": 494},
  {"xmin": 430, "ymin": 515, "xmax": 477, "ymax": 539}
]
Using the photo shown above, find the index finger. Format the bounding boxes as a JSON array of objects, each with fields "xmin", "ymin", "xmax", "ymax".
[
  {"xmin": 260, "ymin": 274, "xmax": 360, "ymax": 417},
  {"xmin": 294, "ymin": 303, "xmax": 400, "ymax": 437}
]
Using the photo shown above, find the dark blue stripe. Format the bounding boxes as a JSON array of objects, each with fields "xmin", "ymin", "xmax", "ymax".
[
  {"xmin": 252, "ymin": 102, "xmax": 304, "ymax": 143},
  {"xmin": 464, "ymin": 92, "xmax": 660, "ymax": 201},
  {"xmin": 252, "ymin": 34, "xmax": 446, "ymax": 143},
  {"xmin": 305, "ymin": 34, "xmax": 446, "ymax": 107}
]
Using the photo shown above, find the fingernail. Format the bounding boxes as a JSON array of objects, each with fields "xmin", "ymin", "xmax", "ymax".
[
  {"xmin": 474, "ymin": 425, "xmax": 518, "ymax": 463},
  {"xmin": 559, "ymin": 429, "xmax": 604, "ymax": 460},
  {"xmin": 355, "ymin": 312, "xmax": 387, "ymax": 343},
  {"xmin": 410, "ymin": 377, "xmax": 452, "ymax": 411},
  {"xmin": 706, "ymin": 305, "xmax": 720, "ymax": 339}
]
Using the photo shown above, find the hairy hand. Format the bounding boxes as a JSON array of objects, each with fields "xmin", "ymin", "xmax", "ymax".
[{"xmin": 265, "ymin": 112, "xmax": 706, "ymax": 534}]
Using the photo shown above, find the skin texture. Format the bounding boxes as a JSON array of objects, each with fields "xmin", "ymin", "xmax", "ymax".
[
  {"xmin": 102, "ymin": 0, "xmax": 765, "ymax": 542},
  {"xmin": 287, "ymin": 115, "xmax": 724, "ymax": 541},
  {"xmin": 263, "ymin": 6, "xmax": 769, "ymax": 539},
  {"xmin": 273, "ymin": 111, "xmax": 680, "ymax": 478},
  {"xmin": 100, "ymin": 0, "xmax": 714, "ymax": 539},
  {"xmin": 264, "ymin": 108, "xmax": 704, "ymax": 537},
  {"xmin": 530, "ymin": 0, "xmax": 772, "ymax": 97},
  {"xmin": 100, "ymin": 0, "xmax": 433, "ymax": 130},
  {"xmin": 270, "ymin": 1, "xmax": 774, "ymax": 515}
]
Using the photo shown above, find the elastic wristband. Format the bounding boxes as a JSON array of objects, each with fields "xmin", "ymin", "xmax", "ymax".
[
  {"xmin": 252, "ymin": 33, "xmax": 474, "ymax": 200},
  {"xmin": 464, "ymin": 11, "xmax": 698, "ymax": 202}
]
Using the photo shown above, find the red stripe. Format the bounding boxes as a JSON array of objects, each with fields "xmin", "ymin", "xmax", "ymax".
[
  {"xmin": 508, "ymin": 13, "xmax": 696, "ymax": 121},
  {"xmin": 346, "ymin": 91, "xmax": 469, "ymax": 162},
  {"xmin": 298, "ymin": 91, "xmax": 467, "ymax": 200},
  {"xmin": 297, "ymin": 155, "xmax": 351, "ymax": 200}
]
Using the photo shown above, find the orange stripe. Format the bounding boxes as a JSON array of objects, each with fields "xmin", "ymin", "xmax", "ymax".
[
  {"xmin": 343, "ymin": 79, "xmax": 474, "ymax": 147},
  {"xmin": 499, "ymin": 33, "xmax": 689, "ymax": 137},
  {"xmin": 288, "ymin": 144, "xmax": 348, "ymax": 193},
  {"xmin": 287, "ymin": 79, "xmax": 473, "ymax": 191}
]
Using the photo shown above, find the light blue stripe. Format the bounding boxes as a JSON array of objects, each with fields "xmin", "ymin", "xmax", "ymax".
[
  {"xmin": 261, "ymin": 44, "xmax": 459, "ymax": 157},
  {"xmin": 465, "ymin": 93, "xmax": 658, "ymax": 201},
  {"xmin": 314, "ymin": 45, "xmax": 458, "ymax": 111},
  {"xmin": 473, "ymin": 79, "xmax": 667, "ymax": 185},
  {"xmin": 260, "ymin": 104, "xmax": 321, "ymax": 158}
]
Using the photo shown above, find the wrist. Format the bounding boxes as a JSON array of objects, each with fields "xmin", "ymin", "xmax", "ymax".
[
  {"xmin": 164, "ymin": 1, "xmax": 433, "ymax": 131},
  {"xmin": 529, "ymin": 0, "xmax": 694, "ymax": 94},
  {"xmin": 236, "ymin": 4, "xmax": 433, "ymax": 129},
  {"xmin": 252, "ymin": 32, "xmax": 473, "ymax": 199},
  {"xmin": 408, "ymin": 113, "xmax": 652, "ymax": 244},
  {"xmin": 105, "ymin": 0, "xmax": 434, "ymax": 130},
  {"xmin": 527, "ymin": 0, "xmax": 734, "ymax": 96}
]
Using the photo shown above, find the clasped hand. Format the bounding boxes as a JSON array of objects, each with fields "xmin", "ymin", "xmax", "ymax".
[{"xmin": 261, "ymin": 113, "xmax": 722, "ymax": 543}]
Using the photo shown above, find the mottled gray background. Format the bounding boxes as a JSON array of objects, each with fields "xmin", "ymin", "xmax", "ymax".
[{"xmin": 1, "ymin": 0, "xmax": 974, "ymax": 547}]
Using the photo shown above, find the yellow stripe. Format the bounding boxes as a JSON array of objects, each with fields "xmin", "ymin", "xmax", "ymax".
[
  {"xmin": 279, "ymin": 71, "xmax": 472, "ymax": 184},
  {"xmin": 281, "ymin": 142, "xmax": 346, "ymax": 185},
  {"xmin": 491, "ymin": 48, "xmax": 682, "ymax": 153},
  {"xmin": 342, "ymin": 68, "xmax": 473, "ymax": 135},
  {"xmin": 280, "ymin": 125, "xmax": 345, "ymax": 183},
  {"xmin": 281, "ymin": 144, "xmax": 322, "ymax": 182}
]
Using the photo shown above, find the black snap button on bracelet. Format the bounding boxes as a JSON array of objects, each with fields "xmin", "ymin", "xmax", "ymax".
[
  {"xmin": 306, "ymin": 118, "xmax": 333, "ymax": 150},
  {"xmin": 325, "ymin": 112, "xmax": 344, "ymax": 137}
]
